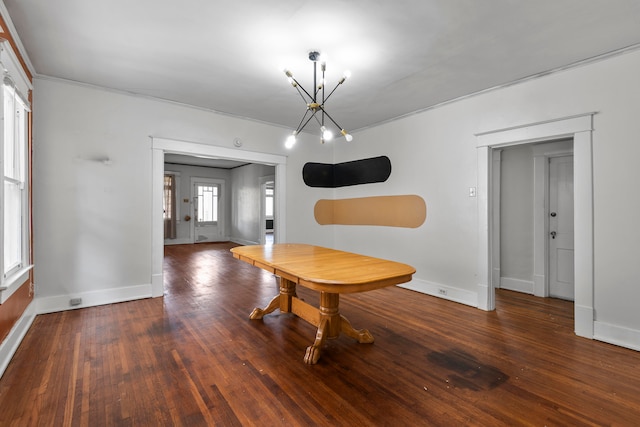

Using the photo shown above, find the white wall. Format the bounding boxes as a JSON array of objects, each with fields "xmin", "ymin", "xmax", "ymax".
[
  {"xmin": 333, "ymin": 49, "xmax": 640, "ymax": 349},
  {"xmin": 32, "ymin": 77, "xmax": 332, "ymax": 312},
  {"xmin": 230, "ymin": 163, "xmax": 276, "ymax": 245},
  {"xmin": 500, "ymin": 145, "xmax": 534, "ymax": 291}
]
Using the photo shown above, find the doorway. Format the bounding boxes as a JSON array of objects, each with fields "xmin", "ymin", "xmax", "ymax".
[
  {"xmin": 476, "ymin": 113, "xmax": 595, "ymax": 339},
  {"xmin": 151, "ymin": 137, "xmax": 288, "ymax": 298},
  {"xmin": 496, "ymin": 141, "xmax": 574, "ymax": 301}
]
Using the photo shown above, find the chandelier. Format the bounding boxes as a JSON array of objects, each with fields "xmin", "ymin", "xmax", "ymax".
[{"xmin": 283, "ymin": 51, "xmax": 353, "ymax": 148}]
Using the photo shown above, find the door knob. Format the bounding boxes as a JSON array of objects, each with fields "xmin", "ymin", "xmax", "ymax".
[
  {"xmin": 550, "ymin": 212, "xmax": 557, "ymax": 217},
  {"xmin": 550, "ymin": 231, "xmax": 557, "ymax": 239}
]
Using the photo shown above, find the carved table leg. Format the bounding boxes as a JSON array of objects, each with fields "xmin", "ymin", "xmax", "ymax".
[
  {"xmin": 249, "ymin": 294, "xmax": 280, "ymax": 319},
  {"xmin": 304, "ymin": 317, "xmax": 329, "ymax": 364},
  {"xmin": 252, "ymin": 287, "xmax": 376, "ymax": 364},
  {"xmin": 340, "ymin": 314, "xmax": 375, "ymax": 343},
  {"xmin": 249, "ymin": 277, "xmax": 297, "ymax": 319},
  {"xmin": 303, "ymin": 292, "xmax": 342, "ymax": 364}
]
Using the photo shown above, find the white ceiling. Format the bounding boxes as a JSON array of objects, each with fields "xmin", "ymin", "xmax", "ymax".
[{"xmin": 5, "ymin": 0, "xmax": 640, "ymax": 136}]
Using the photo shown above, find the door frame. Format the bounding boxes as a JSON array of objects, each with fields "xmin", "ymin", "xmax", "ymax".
[
  {"xmin": 150, "ymin": 137, "xmax": 287, "ymax": 298},
  {"xmin": 476, "ymin": 113, "xmax": 595, "ymax": 339}
]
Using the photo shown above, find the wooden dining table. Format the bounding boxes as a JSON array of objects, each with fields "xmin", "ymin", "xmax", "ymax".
[{"xmin": 231, "ymin": 243, "xmax": 416, "ymax": 364}]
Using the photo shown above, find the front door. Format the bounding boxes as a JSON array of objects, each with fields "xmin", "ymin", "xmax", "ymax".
[
  {"xmin": 191, "ymin": 178, "xmax": 224, "ymax": 243},
  {"xmin": 548, "ymin": 156, "xmax": 574, "ymax": 300}
]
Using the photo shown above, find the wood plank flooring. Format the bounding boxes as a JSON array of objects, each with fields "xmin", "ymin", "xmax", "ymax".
[{"xmin": 0, "ymin": 242, "xmax": 638, "ymax": 426}]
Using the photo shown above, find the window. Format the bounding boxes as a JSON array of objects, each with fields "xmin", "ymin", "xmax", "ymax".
[
  {"xmin": 196, "ymin": 184, "xmax": 218, "ymax": 225},
  {"xmin": 163, "ymin": 174, "xmax": 175, "ymax": 221},
  {"xmin": 163, "ymin": 174, "xmax": 177, "ymax": 239},
  {"xmin": 265, "ymin": 187, "xmax": 274, "ymax": 219},
  {"xmin": 1, "ymin": 82, "xmax": 30, "ymax": 279}
]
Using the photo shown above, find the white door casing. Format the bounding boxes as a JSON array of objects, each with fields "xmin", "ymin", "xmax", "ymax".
[
  {"xmin": 151, "ymin": 137, "xmax": 287, "ymax": 298},
  {"xmin": 476, "ymin": 113, "xmax": 594, "ymax": 339},
  {"xmin": 548, "ymin": 156, "xmax": 575, "ymax": 300}
]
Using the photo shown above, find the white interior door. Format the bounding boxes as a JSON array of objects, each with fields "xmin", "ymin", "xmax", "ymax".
[
  {"xmin": 191, "ymin": 178, "xmax": 225, "ymax": 243},
  {"xmin": 549, "ymin": 156, "xmax": 574, "ymax": 300}
]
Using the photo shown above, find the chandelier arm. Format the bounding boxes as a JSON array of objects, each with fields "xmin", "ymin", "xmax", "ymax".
[
  {"xmin": 296, "ymin": 109, "xmax": 319, "ymax": 134},
  {"xmin": 312, "ymin": 59, "xmax": 318, "ymax": 103},
  {"xmin": 293, "ymin": 109, "xmax": 311, "ymax": 134},
  {"xmin": 313, "ymin": 113, "xmax": 323, "ymax": 127},
  {"xmin": 318, "ymin": 106, "xmax": 345, "ymax": 132},
  {"xmin": 321, "ymin": 65, "xmax": 326, "ymax": 127},
  {"xmin": 323, "ymin": 82, "xmax": 342, "ymax": 104},
  {"xmin": 294, "ymin": 83, "xmax": 312, "ymax": 105},
  {"xmin": 290, "ymin": 77, "xmax": 315, "ymax": 103}
]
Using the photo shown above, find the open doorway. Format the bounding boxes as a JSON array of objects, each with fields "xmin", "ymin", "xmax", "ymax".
[
  {"xmin": 150, "ymin": 137, "xmax": 287, "ymax": 298},
  {"xmin": 495, "ymin": 140, "xmax": 574, "ymax": 301},
  {"xmin": 476, "ymin": 113, "xmax": 595, "ymax": 339}
]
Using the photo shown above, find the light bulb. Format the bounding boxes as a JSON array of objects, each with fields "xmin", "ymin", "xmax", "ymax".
[
  {"xmin": 285, "ymin": 132, "xmax": 297, "ymax": 149},
  {"xmin": 341, "ymin": 129, "xmax": 353, "ymax": 142},
  {"xmin": 284, "ymin": 69, "xmax": 297, "ymax": 87},
  {"xmin": 321, "ymin": 126, "xmax": 333, "ymax": 141},
  {"xmin": 339, "ymin": 70, "xmax": 352, "ymax": 84}
]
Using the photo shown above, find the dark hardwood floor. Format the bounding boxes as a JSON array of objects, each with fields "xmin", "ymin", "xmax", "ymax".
[{"xmin": 0, "ymin": 242, "xmax": 638, "ymax": 426}]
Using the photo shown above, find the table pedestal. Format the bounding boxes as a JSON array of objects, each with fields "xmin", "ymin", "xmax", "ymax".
[{"xmin": 250, "ymin": 278, "xmax": 374, "ymax": 364}]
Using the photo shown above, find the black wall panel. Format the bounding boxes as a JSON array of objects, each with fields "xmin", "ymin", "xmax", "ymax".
[{"xmin": 303, "ymin": 156, "xmax": 391, "ymax": 188}]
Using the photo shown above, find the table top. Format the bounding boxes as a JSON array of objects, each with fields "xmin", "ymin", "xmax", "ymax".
[{"xmin": 231, "ymin": 243, "xmax": 415, "ymax": 293}]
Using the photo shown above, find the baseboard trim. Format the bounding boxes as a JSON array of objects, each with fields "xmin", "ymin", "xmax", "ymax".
[
  {"xmin": 398, "ymin": 278, "xmax": 477, "ymax": 308},
  {"xmin": 230, "ymin": 237, "xmax": 260, "ymax": 246},
  {"xmin": 164, "ymin": 236, "xmax": 231, "ymax": 245},
  {"xmin": 594, "ymin": 320, "xmax": 640, "ymax": 352},
  {"xmin": 0, "ymin": 301, "xmax": 35, "ymax": 378},
  {"xmin": 500, "ymin": 277, "xmax": 534, "ymax": 294},
  {"xmin": 35, "ymin": 284, "xmax": 153, "ymax": 315},
  {"xmin": 164, "ymin": 238, "xmax": 193, "ymax": 245}
]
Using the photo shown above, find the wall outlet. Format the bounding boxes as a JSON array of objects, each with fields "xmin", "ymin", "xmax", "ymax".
[
  {"xmin": 70, "ymin": 298, "xmax": 82, "ymax": 306},
  {"xmin": 438, "ymin": 288, "xmax": 447, "ymax": 296}
]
